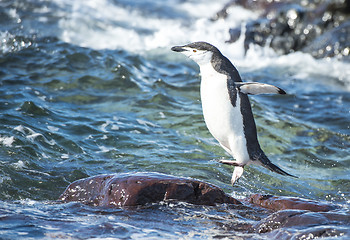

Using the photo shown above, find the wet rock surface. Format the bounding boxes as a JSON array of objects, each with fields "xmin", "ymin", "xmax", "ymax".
[
  {"xmin": 245, "ymin": 194, "xmax": 349, "ymax": 237},
  {"xmin": 60, "ymin": 172, "xmax": 349, "ymax": 237},
  {"xmin": 253, "ymin": 209, "xmax": 350, "ymax": 237},
  {"xmin": 60, "ymin": 172, "xmax": 338, "ymax": 212},
  {"xmin": 247, "ymin": 193, "xmax": 337, "ymax": 212},
  {"xmin": 59, "ymin": 172, "xmax": 241, "ymax": 207},
  {"xmin": 220, "ymin": 0, "xmax": 350, "ymax": 61}
]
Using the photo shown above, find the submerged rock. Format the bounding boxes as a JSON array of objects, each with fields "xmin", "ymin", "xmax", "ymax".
[
  {"xmin": 254, "ymin": 209, "xmax": 350, "ymax": 237},
  {"xmin": 59, "ymin": 172, "xmax": 241, "ymax": 207},
  {"xmin": 247, "ymin": 194, "xmax": 337, "ymax": 212},
  {"xmin": 248, "ymin": 194, "xmax": 347, "ymax": 237}
]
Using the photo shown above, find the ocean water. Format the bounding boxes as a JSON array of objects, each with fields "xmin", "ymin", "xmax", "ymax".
[{"xmin": 0, "ymin": 0, "xmax": 349, "ymax": 239}]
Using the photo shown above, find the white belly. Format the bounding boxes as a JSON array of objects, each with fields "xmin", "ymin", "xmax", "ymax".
[{"xmin": 200, "ymin": 65, "xmax": 250, "ymax": 164}]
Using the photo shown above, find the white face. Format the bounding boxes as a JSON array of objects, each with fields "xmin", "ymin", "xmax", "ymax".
[{"xmin": 179, "ymin": 47, "xmax": 213, "ymax": 66}]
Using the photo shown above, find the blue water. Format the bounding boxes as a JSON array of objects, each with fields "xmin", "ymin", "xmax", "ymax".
[{"xmin": 0, "ymin": 0, "xmax": 349, "ymax": 239}]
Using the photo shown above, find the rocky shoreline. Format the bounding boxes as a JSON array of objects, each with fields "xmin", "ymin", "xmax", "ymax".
[{"xmin": 215, "ymin": 0, "xmax": 350, "ymax": 61}]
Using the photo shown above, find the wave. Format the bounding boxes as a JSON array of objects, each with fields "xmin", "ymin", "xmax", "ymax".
[
  {"xmin": 55, "ymin": 0, "xmax": 235, "ymax": 51},
  {"xmin": 49, "ymin": 0, "xmax": 350, "ymax": 90}
]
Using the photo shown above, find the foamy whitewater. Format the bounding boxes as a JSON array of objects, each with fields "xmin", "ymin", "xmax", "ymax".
[{"xmin": 54, "ymin": 0, "xmax": 350, "ymax": 89}]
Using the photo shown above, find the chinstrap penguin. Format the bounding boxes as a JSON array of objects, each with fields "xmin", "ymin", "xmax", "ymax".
[{"xmin": 171, "ymin": 41, "xmax": 296, "ymax": 185}]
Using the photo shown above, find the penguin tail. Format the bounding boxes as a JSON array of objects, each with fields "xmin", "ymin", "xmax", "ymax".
[
  {"xmin": 255, "ymin": 152, "xmax": 297, "ymax": 178},
  {"xmin": 264, "ymin": 161, "xmax": 298, "ymax": 178}
]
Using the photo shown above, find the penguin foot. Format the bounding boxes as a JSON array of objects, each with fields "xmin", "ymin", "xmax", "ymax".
[
  {"xmin": 218, "ymin": 160, "xmax": 242, "ymax": 166},
  {"xmin": 231, "ymin": 166, "xmax": 244, "ymax": 185}
]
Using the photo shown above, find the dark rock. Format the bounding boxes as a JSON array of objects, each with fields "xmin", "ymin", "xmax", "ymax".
[
  {"xmin": 248, "ymin": 194, "xmax": 337, "ymax": 212},
  {"xmin": 228, "ymin": 28, "xmax": 241, "ymax": 43},
  {"xmin": 254, "ymin": 209, "xmax": 350, "ymax": 237},
  {"xmin": 257, "ymin": 210, "xmax": 319, "ymax": 232},
  {"xmin": 292, "ymin": 225, "xmax": 350, "ymax": 239},
  {"xmin": 222, "ymin": 0, "xmax": 350, "ymax": 60},
  {"xmin": 303, "ymin": 21, "xmax": 350, "ymax": 60},
  {"xmin": 244, "ymin": 194, "xmax": 347, "ymax": 237},
  {"xmin": 59, "ymin": 172, "xmax": 242, "ymax": 207},
  {"xmin": 213, "ymin": 0, "xmax": 291, "ymax": 20},
  {"xmin": 249, "ymin": 194, "xmax": 348, "ymax": 237},
  {"xmin": 254, "ymin": 210, "xmax": 328, "ymax": 233},
  {"xmin": 59, "ymin": 173, "xmax": 350, "ymax": 237},
  {"xmin": 240, "ymin": 3, "xmax": 323, "ymax": 54}
]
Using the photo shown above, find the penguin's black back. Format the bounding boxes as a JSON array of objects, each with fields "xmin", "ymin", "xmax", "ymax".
[
  {"xmin": 210, "ymin": 49, "xmax": 264, "ymax": 162},
  {"xmin": 239, "ymin": 92, "xmax": 262, "ymax": 160}
]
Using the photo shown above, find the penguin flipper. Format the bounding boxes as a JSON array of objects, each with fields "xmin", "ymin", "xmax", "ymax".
[{"xmin": 236, "ymin": 82, "xmax": 286, "ymax": 95}]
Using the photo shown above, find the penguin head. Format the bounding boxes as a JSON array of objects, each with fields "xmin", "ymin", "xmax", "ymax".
[{"xmin": 171, "ymin": 41, "xmax": 219, "ymax": 66}]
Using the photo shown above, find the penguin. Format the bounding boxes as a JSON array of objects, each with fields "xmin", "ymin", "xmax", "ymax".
[{"xmin": 171, "ymin": 41, "xmax": 296, "ymax": 185}]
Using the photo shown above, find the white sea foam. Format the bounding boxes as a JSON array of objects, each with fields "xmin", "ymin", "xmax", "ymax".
[
  {"xmin": 47, "ymin": 126, "xmax": 59, "ymax": 132},
  {"xmin": 237, "ymin": 49, "xmax": 350, "ymax": 91},
  {"xmin": 0, "ymin": 31, "xmax": 32, "ymax": 54},
  {"xmin": 55, "ymin": 0, "xmax": 241, "ymax": 51},
  {"xmin": 99, "ymin": 121, "xmax": 112, "ymax": 132},
  {"xmin": 0, "ymin": 136, "xmax": 15, "ymax": 147},
  {"xmin": 12, "ymin": 160, "xmax": 26, "ymax": 169},
  {"xmin": 14, "ymin": 125, "xmax": 56, "ymax": 145},
  {"xmin": 97, "ymin": 145, "xmax": 112, "ymax": 153},
  {"xmin": 54, "ymin": 0, "xmax": 350, "ymax": 90}
]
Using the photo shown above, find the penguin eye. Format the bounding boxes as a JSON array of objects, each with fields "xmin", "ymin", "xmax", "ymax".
[{"xmin": 193, "ymin": 49, "xmax": 197, "ymax": 53}]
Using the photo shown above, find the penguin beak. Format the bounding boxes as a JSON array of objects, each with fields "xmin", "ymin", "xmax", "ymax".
[{"xmin": 171, "ymin": 46, "xmax": 186, "ymax": 52}]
